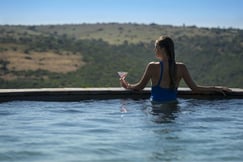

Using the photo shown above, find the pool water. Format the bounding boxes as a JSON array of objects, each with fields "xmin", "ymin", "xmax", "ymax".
[{"xmin": 0, "ymin": 98, "xmax": 243, "ymax": 162}]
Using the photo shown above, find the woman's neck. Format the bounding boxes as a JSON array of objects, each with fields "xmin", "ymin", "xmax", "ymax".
[{"xmin": 159, "ymin": 58, "xmax": 169, "ymax": 62}]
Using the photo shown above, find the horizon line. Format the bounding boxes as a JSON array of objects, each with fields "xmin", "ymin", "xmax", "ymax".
[{"xmin": 0, "ymin": 22, "xmax": 242, "ymax": 30}]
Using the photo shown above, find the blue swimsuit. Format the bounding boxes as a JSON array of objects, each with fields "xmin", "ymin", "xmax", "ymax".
[{"xmin": 151, "ymin": 61, "xmax": 177, "ymax": 103}]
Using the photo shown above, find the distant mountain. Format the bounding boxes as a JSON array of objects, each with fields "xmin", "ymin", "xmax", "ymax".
[{"xmin": 0, "ymin": 23, "xmax": 242, "ymax": 88}]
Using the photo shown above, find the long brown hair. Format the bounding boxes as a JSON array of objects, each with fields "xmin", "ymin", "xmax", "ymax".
[{"xmin": 156, "ymin": 36, "xmax": 177, "ymax": 89}]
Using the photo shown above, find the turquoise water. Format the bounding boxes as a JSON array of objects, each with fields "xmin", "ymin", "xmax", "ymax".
[{"xmin": 0, "ymin": 99, "xmax": 243, "ymax": 162}]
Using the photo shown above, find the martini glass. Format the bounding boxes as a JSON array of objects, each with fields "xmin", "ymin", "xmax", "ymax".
[{"xmin": 117, "ymin": 72, "xmax": 128, "ymax": 79}]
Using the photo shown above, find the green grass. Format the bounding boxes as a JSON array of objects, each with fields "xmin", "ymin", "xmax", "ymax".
[{"xmin": 0, "ymin": 23, "xmax": 242, "ymax": 88}]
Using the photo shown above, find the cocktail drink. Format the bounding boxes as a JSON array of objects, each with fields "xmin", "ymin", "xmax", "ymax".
[{"xmin": 117, "ymin": 72, "xmax": 128, "ymax": 79}]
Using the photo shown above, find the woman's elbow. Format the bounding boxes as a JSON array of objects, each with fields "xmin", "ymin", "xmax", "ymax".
[
  {"xmin": 134, "ymin": 85, "xmax": 145, "ymax": 91},
  {"xmin": 189, "ymin": 85, "xmax": 200, "ymax": 92}
]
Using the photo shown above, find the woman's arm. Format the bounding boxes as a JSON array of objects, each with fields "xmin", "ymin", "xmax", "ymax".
[
  {"xmin": 120, "ymin": 63, "xmax": 152, "ymax": 90},
  {"xmin": 180, "ymin": 63, "xmax": 231, "ymax": 94}
]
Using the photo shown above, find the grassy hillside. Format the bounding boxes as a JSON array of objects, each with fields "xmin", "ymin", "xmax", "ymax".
[{"xmin": 0, "ymin": 23, "xmax": 242, "ymax": 88}]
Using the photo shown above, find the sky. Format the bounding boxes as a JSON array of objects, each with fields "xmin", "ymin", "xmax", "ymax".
[{"xmin": 0, "ymin": 0, "xmax": 242, "ymax": 29}]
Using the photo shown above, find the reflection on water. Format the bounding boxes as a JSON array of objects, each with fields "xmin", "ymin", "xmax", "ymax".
[
  {"xmin": 140, "ymin": 101, "xmax": 180, "ymax": 124},
  {"xmin": 0, "ymin": 99, "xmax": 243, "ymax": 162},
  {"xmin": 120, "ymin": 99, "xmax": 183, "ymax": 161},
  {"xmin": 120, "ymin": 99, "xmax": 128, "ymax": 113}
]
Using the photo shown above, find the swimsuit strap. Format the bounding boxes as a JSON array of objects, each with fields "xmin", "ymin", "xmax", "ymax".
[{"xmin": 157, "ymin": 61, "xmax": 163, "ymax": 86}]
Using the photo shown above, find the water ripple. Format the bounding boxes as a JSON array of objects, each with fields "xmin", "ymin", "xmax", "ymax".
[{"xmin": 0, "ymin": 99, "xmax": 242, "ymax": 162}]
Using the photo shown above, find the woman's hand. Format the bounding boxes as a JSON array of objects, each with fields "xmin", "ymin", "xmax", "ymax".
[
  {"xmin": 119, "ymin": 78, "xmax": 130, "ymax": 89},
  {"xmin": 214, "ymin": 86, "xmax": 232, "ymax": 96}
]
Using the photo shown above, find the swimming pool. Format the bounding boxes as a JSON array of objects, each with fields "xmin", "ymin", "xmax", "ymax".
[{"xmin": 0, "ymin": 98, "xmax": 242, "ymax": 162}]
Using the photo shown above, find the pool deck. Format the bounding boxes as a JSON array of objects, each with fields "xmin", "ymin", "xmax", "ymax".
[{"xmin": 0, "ymin": 87, "xmax": 242, "ymax": 102}]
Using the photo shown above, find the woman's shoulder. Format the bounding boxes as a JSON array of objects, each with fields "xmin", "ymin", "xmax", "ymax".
[
  {"xmin": 148, "ymin": 61, "xmax": 160, "ymax": 65},
  {"xmin": 147, "ymin": 61, "xmax": 160, "ymax": 67},
  {"xmin": 145, "ymin": 62, "xmax": 160, "ymax": 72},
  {"xmin": 176, "ymin": 62, "xmax": 184, "ymax": 65},
  {"xmin": 176, "ymin": 62, "xmax": 186, "ymax": 68},
  {"xmin": 176, "ymin": 62, "xmax": 188, "ymax": 76}
]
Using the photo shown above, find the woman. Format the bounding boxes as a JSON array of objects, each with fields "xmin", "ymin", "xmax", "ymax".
[{"xmin": 120, "ymin": 36, "xmax": 231, "ymax": 103}]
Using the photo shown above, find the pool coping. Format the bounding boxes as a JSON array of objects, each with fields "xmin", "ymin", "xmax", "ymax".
[{"xmin": 0, "ymin": 87, "xmax": 242, "ymax": 102}]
